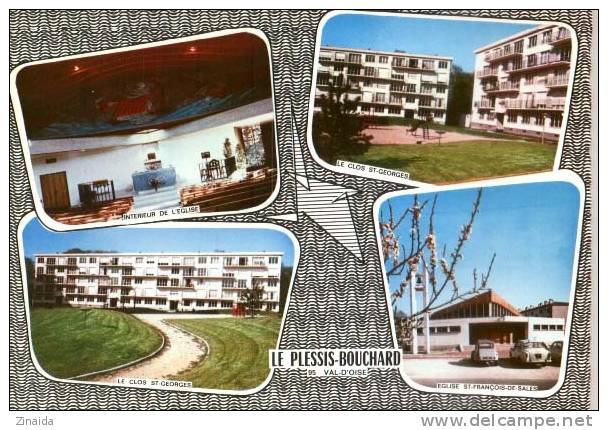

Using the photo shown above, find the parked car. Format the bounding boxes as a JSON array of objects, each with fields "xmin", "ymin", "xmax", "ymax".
[
  {"xmin": 549, "ymin": 341, "xmax": 564, "ymax": 365},
  {"xmin": 510, "ymin": 340, "xmax": 551, "ymax": 366},
  {"xmin": 470, "ymin": 339, "xmax": 499, "ymax": 366}
]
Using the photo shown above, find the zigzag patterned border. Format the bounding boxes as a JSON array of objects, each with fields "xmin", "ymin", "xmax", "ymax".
[{"xmin": 9, "ymin": 9, "xmax": 593, "ymax": 410}]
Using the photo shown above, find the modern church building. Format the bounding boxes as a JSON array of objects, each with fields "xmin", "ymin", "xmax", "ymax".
[
  {"xmin": 33, "ymin": 252, "xmax": 282, "ymax": 312},
  {"xmin": 413, "ymin": 290, "xmax": 567, "ymax": 351},
  {"xmin": 470, "ymin": 24, "xmax": 572, "ymax": 141},
  {"xmin": 314, "ymin": 46, "xmax": 452, "ymax": 124},
  {"xmin": 14, "ymin": 32, "xmax": 277, "ymax": 225}
]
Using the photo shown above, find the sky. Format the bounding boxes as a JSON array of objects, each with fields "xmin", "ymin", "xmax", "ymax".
[
  {"xmin": 380, "ymin": 181, "xmax": 580, "ymax": 312},
  {"xmin": 321, "ymin": 14, "xmax": 536, "ymax": 72},
  {"xmin": 22, "ymin": 220, "xmax": 295, "ymax": 267}
]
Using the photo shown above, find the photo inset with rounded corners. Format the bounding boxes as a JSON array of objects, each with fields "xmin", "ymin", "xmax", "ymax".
[
  {"xmin": 309, "ymin": 12, "xmax": 575, "ymax": 185},
  {"xmin": 11, "ymin": 29, "xmax": 278, "ymax": 229},
  {"xmin": 19, "ymin": 215, "xmax": 297, "ymax": 393},
  {"xmin": 375, "ymin": 174, "xmax": 582, "ymax": 397}
]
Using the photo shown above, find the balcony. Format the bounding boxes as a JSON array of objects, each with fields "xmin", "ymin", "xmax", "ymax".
[
  {"xmin": 474, "ymin": 100, "xmax": 495, "ymax": 110},
  {"xmin": 547, "ymin": 28, "xmax": 572, "ymax": 46},
  {"xmin": 483, "ymin": 81, "xmax": 520, "ymax": 94},
  {"xmin": 504, "ymin": 97, "xmax": 566, "ymax": 111},
  {"xmin": 507, "ymin": 52, "xmax": 570, "ymax": 74},
  {"xmin": 484, "ymin": 45, "xmax": 523, "ymax": 63},
  {"xmin": 546, "ymin": 75, "xmax": 569, "ymax": 88},
  {"xmin": 476, "ymin": 68, "xmax": 499, "ymax": 79},
  {"xmin": 224, "ymin": 264, "xmax": 268, "ymax": 269}
]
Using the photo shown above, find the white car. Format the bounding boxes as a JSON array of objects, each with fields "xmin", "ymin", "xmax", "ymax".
[{"xmin": 510, "ymin": 340, "xmax": 551, "ymax": 366}]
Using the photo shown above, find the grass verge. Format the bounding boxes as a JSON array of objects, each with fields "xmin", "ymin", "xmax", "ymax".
[
  {"xmin": 167, "ymin": 316, "xmax": 281, "ymax": 390},
  {"xmin": 30, "ymin": 307, "xmax": 163, "ymax": 379},
  {"xmin": 349, "ymin": 140, "xmax": 557, "ymax": 184}
]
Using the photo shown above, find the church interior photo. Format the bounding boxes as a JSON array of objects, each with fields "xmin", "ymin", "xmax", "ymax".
[{"xmin": 14, "ymin": 31, "xmax": 277, "ymax": 225}]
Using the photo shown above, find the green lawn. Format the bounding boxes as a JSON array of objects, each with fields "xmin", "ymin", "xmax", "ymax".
[
  {"xmin": 30, "ymin": 308, "xmax": 163, "ymax": 379},
  {"xmin": 167, "ymin": 316, "xmax": 281, "ymax": 390},
  {"xmin": 349, "ymin": 140, "xmax": 557, "ymax": 184}
]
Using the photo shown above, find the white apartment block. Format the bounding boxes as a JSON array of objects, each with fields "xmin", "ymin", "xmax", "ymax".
[
  {"xmin": 471, "ymin": 24, "xmax": 572, "ymax": 141},
  {"xmin": 315, "ymin": 46, "xmax": 452, "ymax": 124},
  {"xmin": 33, "ymin": 252, "xmax": 282, "ymax": 312}
]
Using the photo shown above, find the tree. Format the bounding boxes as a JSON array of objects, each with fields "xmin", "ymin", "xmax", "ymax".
[
  {"xmin": 312, "ymin": 81, "xmax": 372, "ymax": 164},
  {"xmin": 446, "ymin": 65, "xmax": 474, "ymax": 126},
  {"xmin": 380, "ymin": 189, "xmax": 496, "ymax": 350},
  {"xmin": 279, "ymin": 265, "xmax": 293, "ymax": 315},
  {"xmin": 240, "ymin": 284, "xmax": 265, "ymax": 318},
  {"xmin": 25, "ymin": 257, "xmax": 35, "ymax": 308}
]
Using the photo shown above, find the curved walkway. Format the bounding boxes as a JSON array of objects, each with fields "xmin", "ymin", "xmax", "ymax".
[{"xmin": 92, "ymin": 313, "xmax": 221, "ymax": 383}]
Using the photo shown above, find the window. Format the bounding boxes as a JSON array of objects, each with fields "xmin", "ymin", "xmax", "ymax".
[
  {"xmin": 422, "ymin": 60, "xmax": 435, "ymax": 70},
  {"xmin": 157, "ymin": 278, "xmax": 168, "ymax": 287},
  {"xmin": 98, "ymin": 287, "xmax": 107, "ymax": 295},
  {"xmin": 121, "ymin": 288, "xmax": 130, "ymax": 295},
  {"xmin": 224, "ymin": 257, "xmax": 234, "ymax": 266},
  {"xmin": 122, "ymin": 298, "xmax": 131, "ymax": 304},
  {"xmin": 379, "ymin": 55, "xmax": 388, "ymax": 64},
  {"xmin": 79, "ymin": 257, "xmax": 87, "ymax": 263},
  {"xmin": 111, "ymin": 268, "xmax": 119, "ymax": 274},
  {"xmin": 197, "ymin": 268, "xmax": 207, "ymax": 277},
  {"xmin": 528, "ymin": 35, "xmax": 537, "ymax": 47},
  {"xmin": 78, "ymin": 287, "xmax": 85, "ymax": 294},
  {"xmin": 221, "ymin": 301, "xmax": 233, "ymax": 309},
  {"xmin": 514, "ymin": 40, "xmax": 524, "ymax": 53},
  {"xmin": 522, "ymin": 115, "xmax": 531, "ymax": 124},
  {"xmin": 145, "ymin": 298, "xmax": 153, "ymax": 305},
  {"xmin": 208, "ymin": 301, "xmax": 218, "ymax": 308},
  {"xmin": 136, "ymin": 257, "xmax": 144, "ymax": 264},
  {"xmin": 184, "ymin": 257, "xmax": 194, "ymax": 266},
  {"xmin": 405, "ymin": 83, "xmax": 416, "ymax": 93},
  {"xmin": 507, "ymin": 113, "xmax": 518, "ymax": 123},
  {"xmin": 171, "ymin": 279, "xmax": 179, "ymax": 287},
  {"xmin": 196, "ymin": 300, "xmax": 205, "ymax": 307},
  {"xmin": 210, "ymin": 257, "xmax": 219, "ymax": 264},
  {"xmin": 183, "ymin": 299, "xmax": 191, "ymax": 306},
  {"xmin": 348, "ymin": 53, "xmax": 361, "ymax": 63},
  {"xmin": 347, "ymin": 66, "xmax": 360, "ymax": 75},
  {"xmin": 198, "ymin": 256, "xmax": 207, "ymax": 264},
  {"xmin": 171, "ymin": 268, "xmax": 179, "ymax": 275},
  {"xmin": 238, "ymin": 279, "xmax": 247, "ymax": 289},
  {"xmin": 222, "ymin": 279, "xmax": 235, "ymax": 289},
  {"xmin": 542, "ymin": 30, "xmax": 552, "ymax": 43},
  {"xmin": 317, "ymin": 75, "xmax": 329, "ymax": 86},
  {"xmin": 37, "ymin": 257, "xmax": 44, "ymax": 263},
  {"xmin": 36, "ymin": 267, "xmax": 44, "ymax": 275},
  {"xmin": 89, "ymin": 257, "xmax": 97, "ymax": 264},
  {"xmin": 268, "ymin": 279, "xmax": 278, "ymax": 288},
  {"xmin": 67, "ymin": 258, "xmax": 77, "ymax": 265},
  {"xmin": 408, "ymin": 58, "xmax": 419, "ymax": 68},
  {"xmin": 333, "ymin": 65, "xmax": 344, "ymax": 72},
  {"xmin": 134, "ymin": 277, "xmax": 143, "ymax": 284},
  {"xmin": 550, "ymin": 113, "xmax": 563, "ymax": 128},
  {"xmin": 364, "ymin": 67, "xmax": 375, "ymax": 77},
  {"xmin": 365, "ymin": 54, "xmax": 375, "ymax": 62},
  {"xmin": 436, "ymin": 85, "xmax": 446, "ymax": 94},
  {"xmin": 268, "ymin": 256, "xmax": 279, "ymax": 265},
  {"xmin": 437, "ymin": 60, "xmax": 448, "ymax": 69},
  {"xmin": 388, "ymin": 107, "xmax": 401, "ymax": 114},
  {"xmin": 556, "ymin": 325, "xmax": 564, "ymax": 331}
]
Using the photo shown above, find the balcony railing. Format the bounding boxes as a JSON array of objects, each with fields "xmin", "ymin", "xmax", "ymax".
[
  {"xmin": 507, "ymin": 52, "xmax": 571, "ymax": 73},
  {"xmin": 483, "ymin": 81, "xmax": 520, "ymax": 93},
  {"xmin": 547, "ymin": 28, "xmax": 572, "ymax": 45},
  {"xmin": 476, "ymin": 68, "xmax": 499, "ymax": 78},
  {"xmin": 504, "ymin": 97, "xmax": 566, "ymax": 111},
  {"xmin": 474, "ymin": 100, "xmax": 495, "ymax": 109},
  {"xmin": 546, "ymin": 75, "xmax": 569, "ymax": 87},
  {"xmin": 484, "ymin": 44, "xmax": 523, "ymax": 62}
]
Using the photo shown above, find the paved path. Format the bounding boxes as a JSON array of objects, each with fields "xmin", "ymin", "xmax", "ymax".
[
  {"xmin": 93, "ymin": 313, "xmax": 226, "ymax": 383},
  {"xmin": 363, "ymin": 125, "xmax": 509, "ymax": 145},
  {"xmin": 402, "ymin": 357, "xmax": 560, "ymax": 390}
]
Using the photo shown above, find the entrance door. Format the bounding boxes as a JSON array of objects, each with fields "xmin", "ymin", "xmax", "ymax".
[
  {"xmin": 109, "ymin": 298, "xmax": 118, "ymax": 308},
  {"xmin": 170, "ymin": 300, "xmax": 178, "ymax": 311},
  {"xmin": 40, "ymin": 172, "xmax": 70, "ymax": 210}
]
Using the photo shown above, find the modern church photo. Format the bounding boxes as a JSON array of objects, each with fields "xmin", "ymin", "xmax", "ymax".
[{"xmin": 12, "ymin": 30, "xmax": 277, "ymax": 226}]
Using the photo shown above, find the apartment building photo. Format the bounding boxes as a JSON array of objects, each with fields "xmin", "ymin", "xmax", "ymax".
[
  {"xmin": 471, "ymin": 24, "xmax": 572, "ymax": 141},
  {"xmin": 33, "ymin": 252, "xmax": 282, "ymax": 312},
  {"xmin": 315, "ymin": 46, "xmax": 452, "ymax": 124}
]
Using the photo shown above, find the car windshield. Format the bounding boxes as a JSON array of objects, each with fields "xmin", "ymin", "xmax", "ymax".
[
  {"xmin": 526, "ymin": 342, "xmax": 546, "ymax": 348},
  {"xmin": 478, "ymin": 342, "xmax": 494, "ymax": 348}
]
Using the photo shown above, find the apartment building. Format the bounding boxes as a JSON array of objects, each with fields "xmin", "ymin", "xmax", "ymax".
[
  {"xmin": 315, "ymin": 46, "xmax": 452, "ymax": 124},
  {"xmin": 33, "ymin": 252, "xmax": 282, "ymax": 312},
  {"xmin": 471, "ymin": 24, "xmax": 572, "ymax": 141}
]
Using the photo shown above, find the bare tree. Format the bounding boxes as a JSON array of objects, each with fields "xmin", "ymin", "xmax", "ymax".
[{"xmin": 380, "ymin": 188, "xmax": 496, "ymax": 348}]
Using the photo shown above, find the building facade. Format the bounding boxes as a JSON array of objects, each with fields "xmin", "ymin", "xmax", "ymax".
[
  {"xmin": 470, "ymin": 24, "xmax": 572, "ymax": 141},
  {"xmin": 520, "ymin": 299, "xmax": 569, "ymax": 323},
  {"xmin": 412, "ymin": 290, "xmax": 567, "ymax": 350},
  {"xmin": 33, "ymin": 252, "xmax": 282, "ymax": 312},
  {"xmin": 315, "ymin": 46, "xmax": 452, "ymax": 124}
]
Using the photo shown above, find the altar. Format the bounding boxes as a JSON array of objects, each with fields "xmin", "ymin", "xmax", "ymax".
[{"xmin": 132, "ymin": 166, "xmax": 177, "ymax": 194}]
